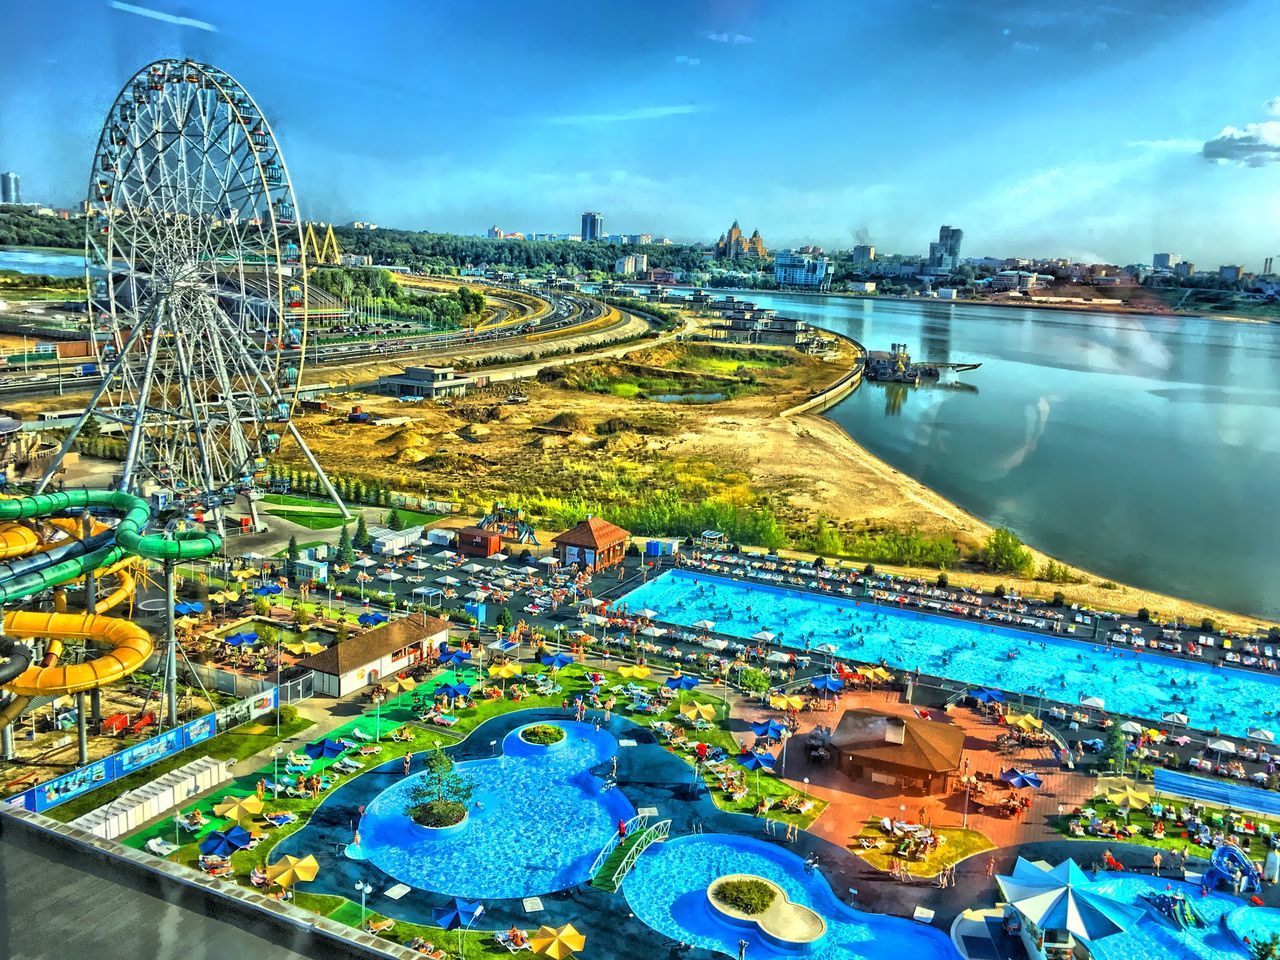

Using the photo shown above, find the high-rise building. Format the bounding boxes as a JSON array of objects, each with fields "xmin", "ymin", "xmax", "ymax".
[
  {"xmin": 1152, "ymin": 252, "xmax": 1181, "ymax": 271},
  {"xmin": 581, "ymin": 211, "xmax": 604, "ymax": 242},
  {"xmin": 1218, "ymin": 264, "xmax": 1243, "ymax": 283},
  {"xmin": 1, "ymin": 172, "xmax": 20, "ymax": 205},
  {"xmin": 487, "ymin": 225, "xmax": 504, "ymax": 239},
  {"xmin": 614, "ymin": 253, "xmax": 649, "ymax": 276},
  {"xmin": 1264, "ymin": 257, "xmax": 1274, "ymax": 276},
  {"xmin": 851, "ymin": 244, "xmax": 876, "ymax": 263},
  {"xmin": 1174, "ymin": 261, "xmax": 1196, "ymax": 279},
  {"xmin": 774, "ymin": 249, "xmax": 832, "ymax": 291},
  {"xmin": 927, "ymin": 225, "xmax": 963, "ymax": 272},
  {"xmin": 715, "ymin": 220, "xmax": 767, "ymax": 260}
]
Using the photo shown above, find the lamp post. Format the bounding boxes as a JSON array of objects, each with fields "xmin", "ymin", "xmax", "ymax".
[
  {"xmin": 354, "ymin": 880, "xmax": 372, "ymax": 928},
  {"xmin": 272, "ymin": 745, "xmax": 283, "ymax": 798},
  {"xmin": 962, "ymin": 756, "xmax": 971, "ymax": 829}
]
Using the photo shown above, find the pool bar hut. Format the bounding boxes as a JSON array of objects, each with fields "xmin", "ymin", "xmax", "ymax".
[
  {"xmin": 827, "ymin": 709, "xmax": 965, "ymax": 795},
  {"xmin": 456, "ymin": 525, "xmax": 503, "ymax": 558},
  {"xmin": 552, "ymin": 516, "xmax": 630, "ymax": 572}
]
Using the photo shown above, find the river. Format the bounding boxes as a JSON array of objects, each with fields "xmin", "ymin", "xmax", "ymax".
[
  {"xmin": 742, "ymin": 291, "xmax": 1280, "ymax": 621},
  {"xmin": 0, "ymin": 246, "xmax": 85, "ymax": 278}
]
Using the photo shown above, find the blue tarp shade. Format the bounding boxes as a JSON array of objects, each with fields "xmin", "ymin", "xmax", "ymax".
[{"xmin": 1153, "ymin": 769, "xmax": 1280, "ymax": 818}]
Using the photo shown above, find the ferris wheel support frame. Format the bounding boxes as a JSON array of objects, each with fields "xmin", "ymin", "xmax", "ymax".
[{"xmin": 37, "ymin": 58, "xmax": 352, "ymax": 532}]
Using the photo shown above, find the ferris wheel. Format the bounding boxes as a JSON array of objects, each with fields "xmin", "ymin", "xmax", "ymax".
[{"xmin": 39, "ymin": 59, "xmax": 345, "ymax": 524}]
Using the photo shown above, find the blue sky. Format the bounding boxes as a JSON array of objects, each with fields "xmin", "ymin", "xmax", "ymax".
[{"xmin": 2, "ymin": 0, "xmax": 1279, "ymax": 265}]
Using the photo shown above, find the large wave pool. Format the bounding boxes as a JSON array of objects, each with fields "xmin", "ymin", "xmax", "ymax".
[
  {"xmin": 1084, "ymin": 873, "xmax": 1252, "ymax": 960},
  {"xmin": 356, "ymin": 720, "xmax": 635, "ymax": 899},
  {"xmin": 623, "ymin": 833, "xmax": 959, "ymax": 960},
  {"xmin": 623, "ymin": 570, "xmax": 1280, "ymax": 740}
]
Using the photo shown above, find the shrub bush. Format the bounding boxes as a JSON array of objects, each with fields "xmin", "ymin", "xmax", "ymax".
[
  {"xmin": 521, "ymin": 724, "xmax": 565, "ymax": 745},
  {"xmin": 409, "ymin": 799, "xmax": 466, "ymax": 828},
  {"xmin": 1200, "ymin": 617, "xmax": 1217, "ymax": 633},
  {"xmin": 713, "ymin": 878, "xmax": 777, "ymax": 916},
  {"xmin": 1137, "ymin": 607, "xmax": 1150, "ymax": 622},
  {"xmin": 1052, "ymin": 591, "xmax": 1065, "ymax": 607},
  {"xmin": 738, "ymin": 667, "xmax": 770, "ymax": 694},
  {"xmin": 936, "ymin": 573, "xmax": 949, "ymax": 589}
]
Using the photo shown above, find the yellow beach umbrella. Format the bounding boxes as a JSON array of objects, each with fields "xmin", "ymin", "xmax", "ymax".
[
  {"xmin": 530, "ymin": 923, "xmax": 586, "ymax": 960},
  {"xmin": 208, "ymin": 591, "xmax": 227, "ymax": 603},
  {"xmin": 769, "ymin": 694, "xmax": 804, "ymax": 711},
  {"xmin": 284, "ymin": 642, "xmax": 307, "ymax": 656},
  {"xmin": 266, "ymin": 853, "xmax": 320, "ymax": 888},
  {"xmin": 224, "ymin": 590, "xmax": 241, "ymax": 602},
  {"xmin": 680, "ymin": 702, "xmax": 716, "ymax": 722},
  {"xmin": 1102, "ymin": 785, "xmax": 1152, "ymax": 810},
  {"xmin": 869, "ymin": 667, "xmax": 893, "ymax": 682},
  {"xmin": 1007, "ymin": 712, "xmax": 1043, "ymax": 733},
  {"xmin": 213, "ymin": 795, "xmax": 263, "ymax": 820},
  {"xmin": 618, "ymin": 664, "xmax": 651, "ymax": 679},
  {"xmin": 380, "ymin": 676, "xmax": 416, "ymax": 696},
  {"xmin": 298, "ymin": 640, "xmax": 325, "ymax": 656},
  {"xmin": 488, "ymin": 662, "xmax": 522, "ymax": 678}
]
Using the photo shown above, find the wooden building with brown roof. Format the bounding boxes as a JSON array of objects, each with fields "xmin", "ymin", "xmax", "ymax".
[
  {"xmin": 296, "ymin": 613, "xmax": 449, "ymax": 696},
  {"xmin": 828, "ymin": 708, "xmax": 966, "ymax": 795},
  {"xmin": 551, "ymin": 516, "xmax": 630, "ymax": 572}
]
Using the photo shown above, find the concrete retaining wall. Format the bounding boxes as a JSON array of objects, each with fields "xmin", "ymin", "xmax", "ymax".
[{"xmin": 780, "ymin": 335, "xmax": 866, "ymax": 418}]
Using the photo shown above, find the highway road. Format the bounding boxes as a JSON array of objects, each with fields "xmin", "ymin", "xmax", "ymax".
[{"xmin": 0, "ymin": 287, "xmax": 622, "ymax": 406}]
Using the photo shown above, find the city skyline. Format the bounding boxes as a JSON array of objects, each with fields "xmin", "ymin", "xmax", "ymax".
[{"xmin": 2, "ymin": 0, "xmax": 1280, "ymax": 266}]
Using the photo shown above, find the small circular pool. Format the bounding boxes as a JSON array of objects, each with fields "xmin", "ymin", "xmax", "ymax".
[
  {"xmin": 355, "ymin": 720, "xmax": 634, "ymax": 899},
  {"xmin": 623, "ymin": 833, "xmax": 959, "ymax": 960}
]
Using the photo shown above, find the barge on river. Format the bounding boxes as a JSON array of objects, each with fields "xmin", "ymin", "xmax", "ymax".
[{"xmin": 864, "ymin": 342, "xmax": 981, "ymax": 384}]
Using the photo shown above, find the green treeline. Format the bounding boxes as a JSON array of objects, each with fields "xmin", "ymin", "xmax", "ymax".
[
  {"xmin": 310, "ymin": 267, "xmax": 481, "ymax": 328},
  {"xmin": 0, "ymin": 207, "xmax": 82, "ymax": 249}
]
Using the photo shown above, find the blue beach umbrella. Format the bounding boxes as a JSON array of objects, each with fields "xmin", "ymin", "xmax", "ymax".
[
  {"xmin": 222, "ymin": 633, "xmax": 246, "ymax": 647},
  {"xmin": 433, "ymin": 899, "xmax": 485, "ymax": 953},
  {"xmin": 738, "ymin": 750, "xmax": 777, "ymax": 796},
  {"xmin": 810, "ymin": 675, "xmax": 844, "ymax": 696},
  {"xmin": 751, "ymin": 719, "xmax": 787, "ymax": 740},
  {"xmin": 666, "ymin": 674, "xmax": 700, "ymax": 702},
  {"xmin": 174, "ymin": 602, "xmax": 192, "ymax": 616},
  {"xmin": 1000, "ymin": 768, "xmax": 1044, "ymax": 790},
  {"xmin": 253, "ymin": 586, "xmax": 273, "ymax": 597},
  {"xmin": 303, "ymin": 738, "xmax": 345, "ymax": 759},
  {"xmin": 357, "ymin": 612, "xmax": 379, "ymax": 627},
  {"xmin": 541, "ymin": 653, "xmax": 575, "ymax": 671},
  {"xmin": 188, "ymin": 601, "xmax": 205, "ymax": 613},
  {"xmin": 441, "ymin": 650, "xmax": 472, "ymax": 667},
  {"xmin": 200, "ymin": 825, "xmax": 252, "ymax": 856},
  {"xmin": 971, "ymin": 688, "xmax": 1005, "ymax": 704}
]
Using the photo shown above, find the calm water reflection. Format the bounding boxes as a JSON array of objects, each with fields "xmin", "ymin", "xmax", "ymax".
[{"xmin": 746, "ymin": 292, "xmax": 1280, "ymax": 621}]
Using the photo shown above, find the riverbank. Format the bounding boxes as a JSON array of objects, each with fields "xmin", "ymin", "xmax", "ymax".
[{"xmin": 677, "ymin": 404, "xmax": 1276, "ymax": 634}]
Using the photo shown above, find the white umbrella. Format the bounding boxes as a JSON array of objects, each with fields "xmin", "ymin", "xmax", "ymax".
[
  {"xmin": 464, "ymin": 590, "xmax": 487, "ymax": 602},
  {"xmin": 379, "ymin": 571, "xmax": 404, "ymax": 582},
  {"xmin": 640, "ymin": 626, "xmax": 666, "ymax": 638},
  {"xmin": 412, "ymin": 586, "xmax": 440, "ymax": 597},
  {"xmin": 1119, "ymin": 720, "xmax": 1144, "ymax": 735},
  {"xmin": 582, "ymin": 613, "xmax": 608, "ymax": 627},
  {"xmin": 752, "ymin": 630, "xmax": 776, "ymax": 643},
  {"xmin": 435, "ymin": 549, "xmax": 457, "ymax": 559},
  {"xmin": 493, "ymin": 578, "xmax": 516, "ymax": 589},
  {"xmin": 491, "ymin": 552, "xmax": 508, "ymax": 562},
  {"xmin": 1161, "ymin": 712, "xmax": 1189, "ymax": 725},
  {"xmin": 437, "ymin": 575, "xmax": 461, "ymax": 586},
  {"xmin": 1248, "ymin": 728, "xmax": 1276, "ymax": 743},
  {"xmin": 462, "ymin": 563, "xmax": 485, "ymax": 574},
  {"xmin": 692, "ymin": 618, "xmax": 716, "ymax": 631},
  {"xmin": 408, "ymin": 559, "xmax": 430, "ymax": 570},
  {"xmin": 538, "ymin": 556, "xmax": 559, "ymax": 567},
  {"xmin": 581, "ymin": 597, "xmax": 607, "ymax": 608},
  {"xmin": 766, "ymin": 651, "xmax": 792, "ymax": 663},
  {"xmin": 701, "ymin": 637, "xmax": 729, "ymax": 651},
  {"xmin": 353, "ymin": 557, "xmax": 377, "ymax": 568},
  {"xmin": 1208, "ymin": 738, "xmax": 1237, "ymax": 755},
  {"xmin": 517, "ymin": 565, "xmax": 538, "ymax": 575},
  {"xmin": 814, "ymin": 642, "xmax": 838, "ymax": 654},
  {"xmin": 635, "ymin": 608, "xmax": 659, "ymax": 620},
  {"xmin": 1079, "ymin": 696, "xmax": 1106, "ymax": 710}
]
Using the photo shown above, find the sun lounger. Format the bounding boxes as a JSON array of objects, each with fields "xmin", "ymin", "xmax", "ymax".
[
  {"xmin": 263, "ymin": 812, "xmax": 298, "ymax": 827},
  {"xmin": 285, "ymin": 762, "xmax": 311, "ymax": 775},
  {"xmin": 146, "ymin": 837, "xmax": 179, "ymax": 857},
  {"xmin": 495, "ymin": 932, "xmax": 533, "ymax": 953},
  {"xmin": 350, "ymin": 727, "xmax": 374, "ymax": 742},
  {"xmin": 357, "ymin": 744, "xmax": 382, "ymax": 756},
  {"xmin": 365, "ymin": 918, "xmax": 395, "ymax": 934},
  {"xmin": 432, "ymin": 714, "xmax": 459, "ymax": 727},
  {"xmin": 333, "ymin": 757, "xmax": 363, "ymax": 774},
  {"xmin": 388, "ymin": 728, "xmax": 414, "ymax": 742},
  {"xmin": 408, "ymin": 939, "xmax": 447, "ymax": 958}
]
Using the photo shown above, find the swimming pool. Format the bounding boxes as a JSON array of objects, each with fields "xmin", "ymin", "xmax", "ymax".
[
  {"xmin": 1083, "ymin": 874, "xmax": 1250, "ymax": 960},
  {"xmin": 623, "ymin": 570, "xmax": 1280, "ymax": 740},
  {"xmin": 1224, "ymin": 904, "xmax": 1280, "ymax": 950},
  {"xmin": 355, "ymin": 720, "xmax": 635, "ymax": 899},
  {"xmin": 623, "ymin": 833, "xmax": 959, "ymax": 960}
]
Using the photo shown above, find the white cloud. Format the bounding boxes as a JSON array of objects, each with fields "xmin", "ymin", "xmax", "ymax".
[
  {"xmin": 704, "ymin": 31, "xmax": 754, "ymax": 44},
  {"xmin": 548, "ymin": 104, "xmax": 700, "ymax": 126},
  {"xmin": 1126, "ymin": 138, "xmax": 1201, "ymax": 152},
  {"xmin": 1265, "ymin": 97, "xmax": 1280, "ymax": 116},
  {"xmin": 675, "ymin": 55, "xmax": 701, "ymax": 67},
  {"xmin": 1202, "ymin": 121, "xmax": 1280, "ymax": 166},
  {"xmin": 1002, "ymin": 27, "xmax": 1012, "ymax": 35},
  {"xmin": 1092, "ymin": 40, "xmax": 1109, "ymax": 52},
  {"xmin": 1012, "ymin": 40, "xmax": 1040, "ymax": 52}
]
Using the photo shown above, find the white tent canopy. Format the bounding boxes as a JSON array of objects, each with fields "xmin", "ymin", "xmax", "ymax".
[{"xmin": 538, "ymin": 556, "xmax": 559, "ymax": 567}]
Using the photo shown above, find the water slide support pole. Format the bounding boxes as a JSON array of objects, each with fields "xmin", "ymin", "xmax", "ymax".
[
  {"xmin": 76, "ymin": 691, "xmax": 88, "ymax": 766},
  {"xmin": 82, "ymin": 513, "xmax": 97, "ymax": 616},
  {"xmin": 0, "ymin": 611, "xmax": 11, "ymax": 761},
  {"xmin": 164, "ymin": 558, "xmax": 178, "ymax": 728}
]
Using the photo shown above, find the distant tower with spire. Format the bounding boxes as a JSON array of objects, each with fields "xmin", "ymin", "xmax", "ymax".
[{"xmin": 715, "ymin": 219, "xmax": 766, "ymax": 260}]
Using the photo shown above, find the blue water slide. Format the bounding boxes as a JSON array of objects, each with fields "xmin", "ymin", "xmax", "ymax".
[{"xmin": 1208, "ymin": 844, "xmax": 1262, "ymax": 894}]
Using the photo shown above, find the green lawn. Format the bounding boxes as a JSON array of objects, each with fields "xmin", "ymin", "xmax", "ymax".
[
  {"xmin": 272, "ymin": 540, "xmax": 326, "ymax": 558},
  {"xmin": 851, "ymin": 820, "xmax": 995, "ymax": 878},
  {"xmin": 392, "ymin": 509, "xmax": 445, "ymax": 528},
  {"xmin": 263, "ymin": 509, "xmax": 349, "ymax": 530},
  {"xmin": 261, "ymin": 493, "xmax": 331, "ymax": 507},
  {"xmin": 45, "ymin": 714, "xmax": 314, "ymax": 822},
  {"xmin": 1052, "ymin": 796, "xmax": 1280, "ymax": 860}
]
